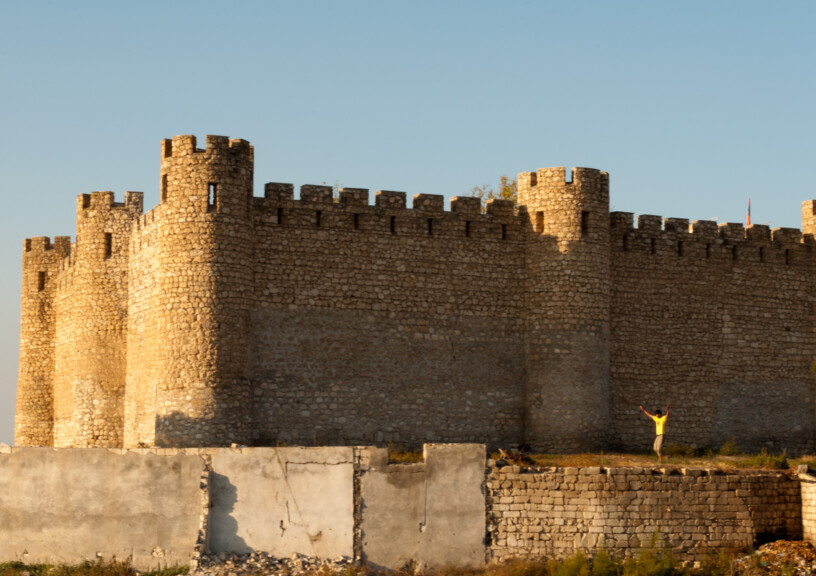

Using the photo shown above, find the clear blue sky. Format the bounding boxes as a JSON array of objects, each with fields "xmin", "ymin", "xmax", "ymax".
[{"xmin": 1, "ymin": 1, "xmax": 814, "ymax": 445}]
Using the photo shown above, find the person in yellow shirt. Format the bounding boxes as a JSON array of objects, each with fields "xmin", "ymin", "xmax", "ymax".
[{"xmin": 640, "ymin": 404, "xmax": 670, "ymax": 462}]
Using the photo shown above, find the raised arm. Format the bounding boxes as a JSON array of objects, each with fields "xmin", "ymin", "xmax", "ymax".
[
  {"xmin": 665, "ymin": 404, "xmax": 671, "ymax": 417},
  {"xmin": 639, "ymin": 405, "xmax": 653, "ymax": 418}
]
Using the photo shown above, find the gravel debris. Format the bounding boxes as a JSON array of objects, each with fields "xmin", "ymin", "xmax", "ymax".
[
  {"xmin": 735, "ymin": 540, "xmax": 816, "ymax": 576},
  {"xmin": 192, "ymin": 552, "xmax": 355, "ymax": 576}
]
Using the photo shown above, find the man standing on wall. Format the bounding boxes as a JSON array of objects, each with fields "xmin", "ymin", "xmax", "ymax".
[{"xmin": 640, "ymin": 404, "xmax": 670, "ymax": 462}]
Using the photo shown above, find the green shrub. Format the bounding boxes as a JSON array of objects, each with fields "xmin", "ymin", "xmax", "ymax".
[
  {"xmin": 590, "ymin": 549, "xmax": 621, "ymax": 576},
  {"xmin": 742, "ymin": 448, "xmax": 789, "ymax": 470},
  {"xmin": 552, "ymin": 552, "xmax": 590, "ymax": 576},
  {"xmin": 718, "ymin": 441, "xmax": 740, "ymax": 456}
]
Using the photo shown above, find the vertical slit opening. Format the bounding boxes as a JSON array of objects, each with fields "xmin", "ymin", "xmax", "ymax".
[
  {"xmin": 623, "ymin": 236, "xmax": 629, "ymax": 252},
  {"xmin": 390, "ymin": 216, "xmax": 396, "ymax": 235},
  {"xmin": 427, "ymin": 218, "xmax": 433, "ymax": 236},
  {"xmin": 706, "ymin": 243, "xmax": 711, "ymax": 258},
  {"xmin": 316, "ymin": 210, "xmax": 322, "ymax": 227},
  {"xmin": 785, "ymin": 249, "xmax": 791, "ymax": 265},
  {"xmin": 37, "ymin": 271, "xmax": 46, "ymax": 292},
  {"xmin": 732, "ymin": 245, "xmax": 738, "ymax": 261},
  {"xmin": 161, "ymin": 175, "xmax": 168, "ymax": 203},
  {"xmin": 501, "ymin": 224, "xmax": 507, "ymax": 240},
  {"xmin": 650, "ymin": 238, "xmax": 656, "ymax": 254},
  {"xmin": 677, "ymin": 241, "xmax": 684, "ymax": 256},
  {"xmin": 759, "ymin": 247, "xmax": 765, "ymax": 262},
  {"xmin": 277, "ymin": 207, "xmax": 284, "ymax": 225},
  {"xmin": 581, "ymin": 211, "xmax": 589, "ymax": 237},
  {"xmin": 104, "ymin": 233, "xmax": 112, "ymax": 259},
  {"xmin": 353, "ymin": 213, "xmax": 360, "ymax": 230},
  {"xmin": 535, "ymin": 211, "xmax": 544, "ymax": 234},
  {"xmin": 208, "ymin": 183, "xmax": 218, "ymax": 212},
  {"xmin": 465, "ymin": 221, "xmax": 471, "ymax": 238}
]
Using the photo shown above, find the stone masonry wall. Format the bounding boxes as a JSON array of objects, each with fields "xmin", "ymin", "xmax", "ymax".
[
  {"xmin": 124, "ymin": 206, "xmax": 162, "ymax": 446},
  {"xmin": 249, "ymin": 186, "xmax": 525, "ymax": 447},
  {"xmin": 609, "ymin": 214, "xmax": 816, "ymax": 454},
  {"xmin": 486, "ymin": 463, "xmax": 802, "ymax": 563}
]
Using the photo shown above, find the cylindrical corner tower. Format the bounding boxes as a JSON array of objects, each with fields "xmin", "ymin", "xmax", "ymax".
[
  {"xmin": 52, "ymin": 192, "xmax": 142, "ymax": 447},
  {"xmin": 128, "ymin": 134, "xmax": 254, "ymax": 447},
  {"xmin": 518, "ymin": 167, "xmax": 612, "ymax": 452},
  {"xmin": 15, "ymin": 236, "xmax": 70, "ymax": 446}
]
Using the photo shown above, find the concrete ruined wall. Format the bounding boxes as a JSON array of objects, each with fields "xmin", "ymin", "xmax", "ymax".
[
  {"xmin": 357, "ymin": 443, "xmax": 486, "ymax": 570},
  {"xmin": 0, "ymin": 446, "xmax": 206, "ymax": 570},
  {"xmin": 208, "ymin": 447, "xmax": 355, "ymax": 559},
  {"xmin": 487, "ymin": 463, "xmax": 802, "ymax": 563},
  {"xmin": 0, "ymin": 444, "xmax": 485, "ymax": 571}
]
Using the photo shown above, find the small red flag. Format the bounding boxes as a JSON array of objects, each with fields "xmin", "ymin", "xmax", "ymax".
[{"xmin": 747, "ymin": 198, "xmax": 751, "ymax": 227}]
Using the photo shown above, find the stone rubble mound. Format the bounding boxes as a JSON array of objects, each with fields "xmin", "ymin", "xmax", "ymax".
[
  {"xmin": 192, "ymin": 552, "xmax": 355, "ymax": 576},
  {"xmin": 736, "ymin": 540, "xmax": 816, "ymax": 576}
]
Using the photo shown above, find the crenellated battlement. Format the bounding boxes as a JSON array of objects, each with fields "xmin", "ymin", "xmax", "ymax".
[
  {"xmin": 518, "ymin": 166, "xmax": 608, "ymax": 189},
  {"xmin": 76, "ymin": 191, "xmax": 144, "ymax": 215},
  {"xmin": 161, "ymin": 134, "xmax": 252, "ymax": 159},
  {"xmin": 611, "ymin": 210, "xmax": 814, "ymax": 267},
  {"xmin": 254, "ymin": 182, "xmax": 520, "ymax": 240},
  {"xmin": 23, "ymin": 236, "xmax": 71, "ymax": 255}
]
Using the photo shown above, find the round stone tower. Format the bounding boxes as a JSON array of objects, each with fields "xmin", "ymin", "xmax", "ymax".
[
  {"xmin": 15, "ymin": 235, "xmax": 70, "ymax": 446},
  {"xmin": 51, "ymin": 191, "xmax": 142, "ymax": 447},
  {"xmin": 518, "ymin": 167, "xmax": 612, "ymax": 452},
  {"xmin": 147, "ymin": 134, "xmax": 255, "ymax": 447}
]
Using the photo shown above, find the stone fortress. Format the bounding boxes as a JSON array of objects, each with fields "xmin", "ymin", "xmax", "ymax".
[{"xmin": 15, "ymin": 134, "xmax": 816, "ymax": 452}]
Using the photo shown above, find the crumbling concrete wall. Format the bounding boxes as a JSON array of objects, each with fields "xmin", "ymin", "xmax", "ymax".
[
  {"xmin": 208, "ymin": 447, "xmax": 354, "ymax": 559},
  {"xmin": 358, "ymin": 444, "xmax": 486, "ymax": 570},
  {"xmin": 0, "ymin": 447, "xmax": 206, "ymax": 570}
]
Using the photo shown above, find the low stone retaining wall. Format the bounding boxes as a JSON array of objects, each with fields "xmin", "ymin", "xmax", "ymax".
[
  {"xmin": 0, "ymin": 444, "xmax": 810, "ymax": 570},
  {"xmin": 487, "ymin": 463, "xmax": 801, "ymax": 562}
]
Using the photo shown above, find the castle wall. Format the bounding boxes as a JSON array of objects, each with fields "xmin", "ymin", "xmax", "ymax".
[
  {"xmin": 52, "ymin": 192, "xmax": 142, "ymax": 447},
  {"xmin": 124, "ymin": 207, "xmax": 162, "ymax": 446},
  {"xmin": 16, "ymin": 133, "xmax": 816, "ymax": 453},
  {"xmin": 609, "ymin": 215, "xmax": 816, "ymax": 453},
  {"xmin": 248, "ymin": 188, "xmax": 526, "ymax": 447}
]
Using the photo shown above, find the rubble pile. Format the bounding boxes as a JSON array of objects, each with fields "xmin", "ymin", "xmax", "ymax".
[
  {"xmin": 736, "ymin": 540, "xmax": 816, "ymax": 576},
  {"xmin": 191, "ymin": 552, "xmax": 355, "ymax": 576}
]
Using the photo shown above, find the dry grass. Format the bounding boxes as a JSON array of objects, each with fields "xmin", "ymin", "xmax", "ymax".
[
  {"xmin": 0, "ymin": 561, "xmax": 188, "ymax": 576},
  {"xmin": 387, "ymin": 444, "xmax": 803, "ymax": 472}
]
